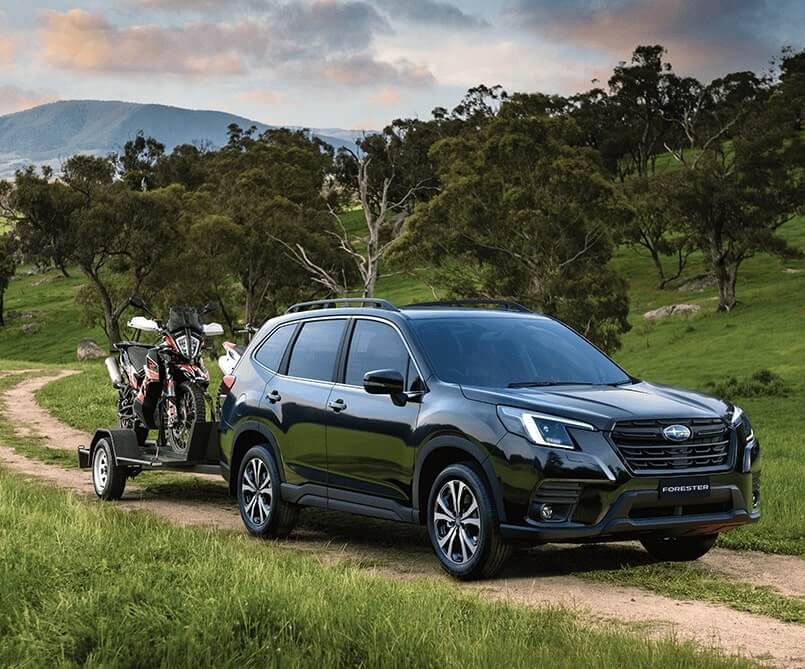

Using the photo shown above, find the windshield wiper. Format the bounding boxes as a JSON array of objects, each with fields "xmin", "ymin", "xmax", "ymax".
[{"xmin": 507, "ymin": 381, "xmax": 582, "ymax": 388}]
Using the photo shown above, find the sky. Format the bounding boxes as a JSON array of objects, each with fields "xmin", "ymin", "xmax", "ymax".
[{"xmin": 0, "ymin": 0, "xmax": 802, "ymax": 129}]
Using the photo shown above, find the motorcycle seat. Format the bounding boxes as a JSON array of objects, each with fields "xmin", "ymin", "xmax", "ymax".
[{"xmin": 114, "ymin": 342, "xmax": 150, "ymax": 372}]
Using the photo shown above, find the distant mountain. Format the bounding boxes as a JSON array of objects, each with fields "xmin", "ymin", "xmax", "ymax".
[{"xmin": 0, "ymin": 100, "xmax": 368, "ymax": 178}]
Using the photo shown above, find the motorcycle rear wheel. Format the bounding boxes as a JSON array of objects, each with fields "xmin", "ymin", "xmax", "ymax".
[{"xmin": 165, "ymin": 381, "xmax": 206, "ymax": 454}]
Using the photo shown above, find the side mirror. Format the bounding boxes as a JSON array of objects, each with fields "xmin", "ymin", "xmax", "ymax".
[
  {"xmin": 363, "ymin": 369, "xmax": 405, "ymax": 396},
  {"xmin": 129, "ymin": 295, "xmax": 147, "ymax": 310}
]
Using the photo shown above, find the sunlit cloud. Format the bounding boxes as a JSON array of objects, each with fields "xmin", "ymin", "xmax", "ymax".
[
  {"xmin": 238, "ymin": 89, "xmax": 284, "ymax": 105},
  {"xmin": 0, "ymin": 85, "xmax": 57, "ymax": 115},
  {"xmin": 320, "ymin": 55, "xmax": 434, "ymax": 87},
  {"xmin": 369, "ymin": 87, "xmax": 401, "ymax": 106}
]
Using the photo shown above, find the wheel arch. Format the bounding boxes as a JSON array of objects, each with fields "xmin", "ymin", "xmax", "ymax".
[
  {"xmin": 228, "ymin": 421, "xmax": 282, "ymax": 496},
  {"xmin": 413, "ymin": 435, "xmax": 505, "ymax": 525}
]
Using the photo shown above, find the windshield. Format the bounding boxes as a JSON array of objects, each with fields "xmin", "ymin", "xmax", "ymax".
[{"xmin": 410, "ymin": 316, "xmax": 631, "ymax": 388}]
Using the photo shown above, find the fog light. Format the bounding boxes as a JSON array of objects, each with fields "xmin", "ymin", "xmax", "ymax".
[{"xmin": 540, "ymin": 504, "xmax": 554, "ymax": 521}]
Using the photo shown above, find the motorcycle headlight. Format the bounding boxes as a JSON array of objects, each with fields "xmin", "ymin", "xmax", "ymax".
[
  {"xmin": 497, "ymin": 406, "xmax": 594, "ymax": 449},
  {"xmin": 175, "ymin": 334, "xmax": 200, "ymax": 358}
]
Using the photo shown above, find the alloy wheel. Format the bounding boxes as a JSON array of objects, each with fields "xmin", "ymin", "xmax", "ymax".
[
  {"xmin": 241, "ymin": 457, "xmax": 272, "ymax": 526},
  {"xmin": 433, "ymin": 478, "xmax": 481, "ymax": 564}
]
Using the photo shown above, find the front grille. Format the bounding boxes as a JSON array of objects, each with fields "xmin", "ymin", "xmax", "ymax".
[{"xmin": 610, "ymin": 418, "xmax": 732, "ymax": 474}]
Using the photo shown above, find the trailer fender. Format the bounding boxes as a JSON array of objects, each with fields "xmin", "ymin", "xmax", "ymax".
[{"xmin": 85, "ymin": 428, "xmax": 146, "ymax": 467}]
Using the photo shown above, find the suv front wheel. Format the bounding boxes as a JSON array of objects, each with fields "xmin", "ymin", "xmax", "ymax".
[{"xmin": 427, "ymin": 463, "xmax": 512, "ymax": 580}]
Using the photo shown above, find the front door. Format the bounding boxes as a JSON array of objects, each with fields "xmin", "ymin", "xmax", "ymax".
[{"xmin": 325, "ymin": 318, "xmax": 422, "ymax": 505}]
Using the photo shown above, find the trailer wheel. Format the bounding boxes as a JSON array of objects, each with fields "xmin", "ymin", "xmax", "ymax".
[
  {"xmin": 237, "ymin": 445, "xmax": 298, "ymax": 538},
  {"xmin": 92, "ymin": 438, "xmax": 127, "ymax": 500}
]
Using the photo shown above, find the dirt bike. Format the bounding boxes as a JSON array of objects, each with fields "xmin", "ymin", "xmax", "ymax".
[{"xmin": 105, "ymin": 297, "xmax": 224, "ymax": 454}]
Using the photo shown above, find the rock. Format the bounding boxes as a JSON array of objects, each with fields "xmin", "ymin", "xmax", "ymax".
[
  {"xmin": 677, "ymin": 273, "xmax": 717, "ymax": 292},
  {"xmin": 783, "ymin": 268, "xmax": 803, "ymax": 274},
  {"xmin": 77, "ymin": 339, "xmax": 107, "ymax": 361},
  {"xmin": 32, "ymin": 277, "xmax": 50, "ymax": 287},
  {"xmin": 644, "ymin": 304, "xmax": 702, "ymax": 321},
  {"xmin": 21, "ymin": 323, "xmax": 40, "ymax": 335},
  {"xmin": 20, "ymin": 312, "xmax": 35, "ymax": 320}
]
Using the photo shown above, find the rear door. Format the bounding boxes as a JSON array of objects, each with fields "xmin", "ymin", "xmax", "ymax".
[
  {"xmin": 324, "ymin": 318, "xmax": 423, "ymax": 505},
  {"xmin": 263, "ymin": 317, "xmax": 348, "ymax": 488}
]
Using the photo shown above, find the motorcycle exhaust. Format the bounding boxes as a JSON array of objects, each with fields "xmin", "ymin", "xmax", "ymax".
[{"xmin": 105, "ymin": 356, "xmax": 124, "ymax": 387}]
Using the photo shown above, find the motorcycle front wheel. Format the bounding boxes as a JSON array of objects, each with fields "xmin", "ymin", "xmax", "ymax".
[{"xmin": 164, "ymin": 381, "xmax": 206, "ymax": 454}]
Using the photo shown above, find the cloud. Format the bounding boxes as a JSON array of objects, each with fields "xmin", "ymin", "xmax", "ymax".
[
  {"xmin": 320, "ymin": 55, "xmax": 435, "ymax": 87},
  {"xmin": 369, "ymin": 87, "xmax": 401, "ymax": 105},
  {"xmin": 0, "ymin": 25, "xmax": 18, "ymax": 69},
  {"xmin": 35, "ymin": 4, "xmax": 434, "ymax": 88},
  {"xmin": 39, "ymin": 9, "xmax": 249, "ymax": 74},
  {"xmin": 238, "ymin": 89, "xmax": 283, "ymax": 104},
  {"xmin": 507, "ymin": 0, "xmax": 797, "ymax": 78},
  {"xmin": 0, "ymin": 86, "xmax": 57, "ymax": 115},
  {"xmin": 373, "ymin": 0, "xmax": 488, "ymax": 29}
]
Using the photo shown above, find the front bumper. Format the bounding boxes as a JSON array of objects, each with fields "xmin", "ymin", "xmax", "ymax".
[
  {"xmin": 492, "ymin": 430, "xmax": 760, "ymax": 543},
  {"xmin": 500, "ymin": 483, "xmax": 759, "ymax": 542}
]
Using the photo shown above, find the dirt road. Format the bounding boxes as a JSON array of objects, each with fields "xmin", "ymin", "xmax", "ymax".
[{"xmin": 1, "ymin": 370, "xmax": 803, "ymax": 668}]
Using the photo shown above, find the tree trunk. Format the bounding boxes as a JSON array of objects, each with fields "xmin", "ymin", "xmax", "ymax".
[
  {"xmin": 715, "ymin": 260, "xmax": 739, "ymax": 312},
  {"xmin": 85, "ymin": 270, "xmax": 121, "ymax": 347},
  {"xmin": 0, "ymin": 290, "xmax": 4, "ymax": 326}
]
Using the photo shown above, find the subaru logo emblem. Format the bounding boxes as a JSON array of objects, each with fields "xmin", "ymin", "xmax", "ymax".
[{"xmin": 663, "ymin": 424, "xmax": 691, "ymax": 441}]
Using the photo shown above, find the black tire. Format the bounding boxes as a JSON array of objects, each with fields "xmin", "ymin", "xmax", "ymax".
[
  {"xmin": 91, "ymin": 438, "xmax": 127, "ymax": 500},
  {"xmin": 237, "ymin": 445, "xmax": 299, "ymax": 539},
  {"xmin": 165, "ymin": 381, "xmax": 206, "ymax": 454},
  {"xmin": 640, "ymin": 533, "xmax": 719, "ymax": 561},
  {"xmin": 427, "ymin": 463, "xmax": 512, "ymax": 580}
]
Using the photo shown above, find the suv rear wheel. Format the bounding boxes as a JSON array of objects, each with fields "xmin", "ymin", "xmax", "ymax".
[
  {"xmin": 237, "ymin": 445, "xmax": 299, "ymax": 538},
  {"xmin": 641, "ymin": 533, "xmax": 718, "ymax": 561},
  {"xmin": 427, "ymin": 463, "xmax": 512, "ymax": 580}
]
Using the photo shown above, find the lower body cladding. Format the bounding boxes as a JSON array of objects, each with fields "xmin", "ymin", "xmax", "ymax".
[{"xmin": 492, "ymin": 431, "xmax": 760, "ymax": 543}]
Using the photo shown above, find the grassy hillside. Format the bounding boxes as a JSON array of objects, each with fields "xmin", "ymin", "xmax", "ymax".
[{"xmin": 4, "ymin": 216, "xmax": 805, "ymax": 555}]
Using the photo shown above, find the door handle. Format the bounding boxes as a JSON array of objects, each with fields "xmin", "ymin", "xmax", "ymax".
[
  {"xmin": 266, "ymin": 389, "xmax": 281, "ymax": 403},
  {"xmin": 328, "ymin": 398, "xmax": 347, "ymax": 412}
]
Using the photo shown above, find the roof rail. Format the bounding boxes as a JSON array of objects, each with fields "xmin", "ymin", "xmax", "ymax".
[
  {"xmin": 403, "ymin": 299, "xmax": 531, "ymax": 313},
  {"xmin": 286, "ymin": 297, "xmax": 400, "ymax": 314}
]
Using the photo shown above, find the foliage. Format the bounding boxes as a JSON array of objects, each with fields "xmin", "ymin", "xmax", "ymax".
[
  {"xmin": 620, "ymin": 172, "xmax": 693, "ymax": 288},
  {"xmin": 392, "ymin": 95, "xmax": 631, "ymax": 351},
  {"xmin": 665, "ymin": 59, "xmax": 805, "ymax": 310},
  {"xmin": 705, "ymin": 369, "xmax": 790, "ymax": 401},
  {"xmin": 0, "ymin": 233, "xmax": 18, "ymax": 326}
]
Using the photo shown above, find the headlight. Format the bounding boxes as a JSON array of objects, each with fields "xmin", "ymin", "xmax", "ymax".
[
  {"xmin": 730, "ymin": 405, "xmax": 754, "ymax": 443},
  {"xmin": 497, "ymin": 406, "xmax": 594, "ymax": 449},
  {"xmin": 175, "ymin": 334, "xmax": 201, "ymax": 359}
]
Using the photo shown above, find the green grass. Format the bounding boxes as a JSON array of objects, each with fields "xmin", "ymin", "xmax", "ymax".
[
  {"xmin": 36, "ymin": 362, "xmax": 117, "ymax": 430},
  {"xmin": 0, "ymin": 267, "xmax": 106, "ymax": 364},
  {"xmin": 584, "ymin": 562, "xmax": 805, "ymax": 625},
  {"xmin": 0, "ymin": 468, "xmax": 754, "ymax": 669}
]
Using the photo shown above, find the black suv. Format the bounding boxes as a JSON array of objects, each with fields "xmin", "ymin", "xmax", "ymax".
[{"xmin": 219, "ymin": 299, "xmax": 760, "ymax": 579}]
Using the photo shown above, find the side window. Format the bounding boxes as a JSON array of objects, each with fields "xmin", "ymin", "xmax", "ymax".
[
  {"xmin": 345, "ymin": 320, "xmax": 411, "ymax": 387},
  {"xmin": 287, "ymin": 319, "xmax": 346, "ymax": 382},
  {"xmin": 253, "ymin": 324, "xmax": 295, "ymax": 372}
]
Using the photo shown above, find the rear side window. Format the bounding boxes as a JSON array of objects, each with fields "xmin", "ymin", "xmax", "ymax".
[
  {"xmin": 345, "ymin": 320, "xmax": 411, "ymax": 387},
  {"xmin": 254, "ymin": 324, "xmax": 295, "ymax": 372},
  {"xmin": 287, "ymin": 319, "xmax": 347, "ymax": 382}
]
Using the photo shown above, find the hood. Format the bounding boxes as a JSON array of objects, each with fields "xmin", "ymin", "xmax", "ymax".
[{"xmin": 460, "ymin": 381, "xmax": 730, "ymax": 430}]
